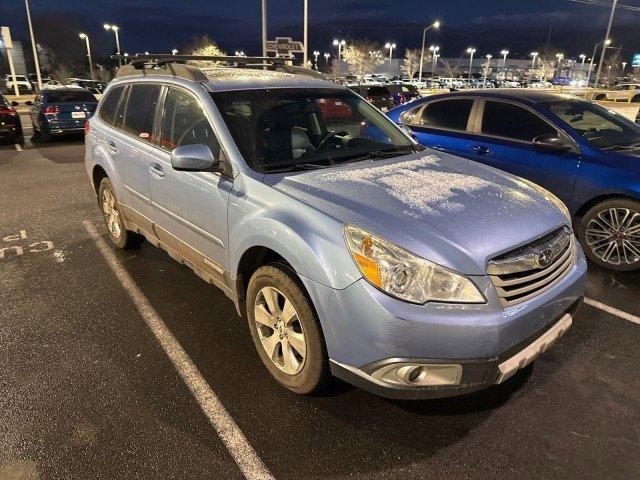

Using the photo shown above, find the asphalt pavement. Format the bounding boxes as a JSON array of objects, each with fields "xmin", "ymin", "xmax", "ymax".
[{"xmin": 0, "ymin": 123, "xmax": 638, "ymax": 480}]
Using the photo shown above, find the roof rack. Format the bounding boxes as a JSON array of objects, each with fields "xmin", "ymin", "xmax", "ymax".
[{"xmin": 111, "ymin": 54, "xmax": 323, "ymax": 83}]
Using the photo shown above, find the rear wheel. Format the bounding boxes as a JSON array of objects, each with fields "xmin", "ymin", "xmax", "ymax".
[
  {"xmin": 578, "ymin": 198, "xmax": 640, "ymax": 271},
  {"xmin": 246, "ymin": 264, "xmax": 329, "ymax": 394},
  {"xmin": 98, "ymin": 177, "xmax": 145, "ymax": 249}
]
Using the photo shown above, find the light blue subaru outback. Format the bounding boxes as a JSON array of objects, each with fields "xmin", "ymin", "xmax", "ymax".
[{"xmin": 85, "ymin": 57, "xmax": 586, "ymax": 400}]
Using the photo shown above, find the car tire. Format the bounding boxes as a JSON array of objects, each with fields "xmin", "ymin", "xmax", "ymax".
[
  {"xmin": 98, "ymin": 177, "xmax": 145, "ymax": 249},
  {"xmin": 577, "ymin": 198, "xmax": 640, "ymax": 272},
  {"xmin": 246, "ymin": 263, "xmax": 330, "ymax": 394}
]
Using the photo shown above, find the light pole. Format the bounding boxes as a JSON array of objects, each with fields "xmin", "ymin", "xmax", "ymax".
[
  {"xmin": 595, "ymin": 0, "xmax": 618, "ymax": 88},
  {"xmin": 172, "ymin": 49, "xmax": 178, "ymax": 55},
  {"xmin": 587, "ymin": 38, "xmax": 611, "ymax": 87},
  {"xmin": 303, "ymin": 0, "xmax": 308, "ymax": 65},
  {"xmin": 261, "ymin": 0, "xmax": 267, "ymax": 57},
  {"xmin": 530, "ymin": 51, "xmax": 538, "ymax": 73},
  {"xmin": 418, "ymin": 20, "xmax": 440, "ymax": 82},
  {"xmin": 78, "ymin": 33, "xmax": 94, "ymax": 80},
  {"xmin": 555, "ymin": 53, "xmax": 564, "ymax": 75},
  {"xmin": 500, "ymin": 49, "xmax": 509, "ymax": 79},
  {"xmin": 428, "ymin": 45, "xmax": 440, "ymax": 77},
  {"xmin": 25, "ymin": 0, "xmax": 43, "ymax": 90},
  {"xmin": 579, "ymin": 54, "xmax": 586, "ymax": 69},
  {"xmin": 103, "ymin": 23, "xmax": 122, "ymax": 66},
  {"xmin": 385, "ymin": 42, "xmax": 396, "ymax": 62},
  {"xmin": 323, "ymin": 52, "xmax": 330, "ymax": 67},
  {"xmin": 466, "ymin": 47, "xmax": 476, "ymax": 83},
  {"xmin": 622, "ymin": 61, "xmax": 627, "ymax": 75},
  {"xmin": 432, "ymin": 52, "xmax": 440, "ymax": 76},
  {"xmin": 332, "ymin": 39, "xmax": 345, "ymax": 59}
]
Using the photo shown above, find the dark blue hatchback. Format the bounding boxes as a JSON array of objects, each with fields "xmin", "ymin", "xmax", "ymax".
[
  {"xmin": 31, "ymin": 88, "xmax": 97, "ymax": 141},
  {"xmin": 388, "ymin": 90, "xmax": 640, "ymax": 271}
]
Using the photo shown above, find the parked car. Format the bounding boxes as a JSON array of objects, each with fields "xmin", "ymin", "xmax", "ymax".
[
  {"xmin": 593, "ymin": 83, "xmax": 640, "ymax": 102},
  {"xmin": 67, "ymin": 78, "xmax": 105, "ymax": 94},
  {"xmin": 388, "ymin": 90, "xmax": 640, "ymax": 271},
  {"xmin": 0, "ymin": 93, "xmax": 23, "ymax": 144},
  {"xmin": 31, "ymin": 88, "xmax": 98, "ymax": 141},
  {"xmin": 347, "ymin": 85, "xmax": 395, "ymax": 111},
  {"xmin": 86, "ymin": 62, "xmax": 586, "ymax": 400},
  {"xmin": 386, "ymin": 84, "xmax": 421, "ymax": 105},
  {"xmin": 43, "ymin": 79, "xmax": 82, "ymax": 90},
  {"xmin": 530, "ymin": 80, "xmax": 553, "ymax": 89},
  {"xmin": 4, "ymin": 75, "xmax": 33, "ymax": 94}
]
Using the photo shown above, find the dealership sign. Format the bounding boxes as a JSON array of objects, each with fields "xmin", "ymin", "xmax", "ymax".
[
  {"xmin": 632, "ymin": 53, "xmax": 640, "ymax": 68},
  {"xmin": 266, "ymin": 37, "xmax": 304, "ymax": 57}
]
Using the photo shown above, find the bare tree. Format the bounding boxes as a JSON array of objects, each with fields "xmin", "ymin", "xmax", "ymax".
[
  {"xmin": 51, "ymin": 65, "xmax": 73, "ymax": 83},
  {"xmin": 342, "ymin": 40, "xmax": 385, "ymax": 82},
  {"xmin": 535, "ymin": 49, "xmax": 558, "ymax": 81},
  {"xmin": 439, "ymin": 58, "xmax": 462, "ymax": 78},
  {"xmin": 402, "ymin": 48, "xmax": 431, "ymax": 79},
  {"xmin": 182, "ymin": 35, "xmax": 227, "ymax": 68}
]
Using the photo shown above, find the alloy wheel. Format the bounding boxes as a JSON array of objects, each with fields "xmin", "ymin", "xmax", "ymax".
[
  {"xmin": 585, "ymin": 207, "xmax": 640, "ymax": 266},
  {"xmin": 102, "ymin": 189, "xmax": 122, "ymax": 240},
  {"xmin": 254, "ymin": 286, "xmax": 306, "ymax": 375}
]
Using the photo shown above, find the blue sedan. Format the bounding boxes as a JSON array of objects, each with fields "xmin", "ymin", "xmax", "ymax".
[
  {"xmin": 31, "ymin": 88, "xmax": 97, "ymax": 141},
  {"xmin": 388, "ymin": 90, "xmax": 640, "ymax": 271}
]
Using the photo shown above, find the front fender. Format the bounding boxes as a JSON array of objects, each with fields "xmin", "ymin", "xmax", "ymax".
[{"xmin": 228, "ymin": 176, "xmax": 361, "ymax": 290}]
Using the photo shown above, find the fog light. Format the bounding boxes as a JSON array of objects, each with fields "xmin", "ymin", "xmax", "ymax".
[{"xmin": 371, "ymin": 362, "xmax": 462, "ymax": 387}]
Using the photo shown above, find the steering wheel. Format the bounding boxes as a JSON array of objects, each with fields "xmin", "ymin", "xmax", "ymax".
[
  {"xmin": 316, "ymin": 131, "xmax": 348, "ymax": 151},
  {"xmin": 176, "ymin": 118, "xmax": 208, "ymax": 146}
]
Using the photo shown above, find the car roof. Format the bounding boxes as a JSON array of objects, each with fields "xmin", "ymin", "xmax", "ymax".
[
  {"xmin": 423, "ymin": 89, "xmax": 584, "ymax": 105},
  {"xmin": 202, "ymin": 67, "xmax": 341, "ymax": 92}
]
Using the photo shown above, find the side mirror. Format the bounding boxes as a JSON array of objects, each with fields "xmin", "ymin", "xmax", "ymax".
[
  {"xmin": 11, "ymin": 101, "xmax": 19, "ymax": 107},
  {"xmin": 171, "ymin": 144, "xmax": 219, "ymax": 172},
  {"xmin": 532, "ymin": 134, "xmax": 571, "ymax": 152}
]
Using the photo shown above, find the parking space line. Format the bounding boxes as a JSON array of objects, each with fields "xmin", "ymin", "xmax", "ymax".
[
  {"xmin": 584, "ymin": 297, "xmax": 640, "ymax": 326},
  {"xmin": 14, "ymin": 144, "xmax": 22, "ymax": 151},
  {"xmin": 82, "ymin": 220, "xmax": 275, "ymax": 480}
]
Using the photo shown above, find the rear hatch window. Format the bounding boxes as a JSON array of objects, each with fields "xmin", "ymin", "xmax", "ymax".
[{"xmin": 44, "ymin": 90, "xmax": 97, "ymax": 103}]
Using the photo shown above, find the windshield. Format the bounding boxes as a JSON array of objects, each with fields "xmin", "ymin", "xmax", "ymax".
[
  {"xmin": 543, "ymin": 99, "xmax": 640, "ymax": 150},
  {"xmin": 211, "ymin": 88, "xmax": 416, "ymax": 172}
]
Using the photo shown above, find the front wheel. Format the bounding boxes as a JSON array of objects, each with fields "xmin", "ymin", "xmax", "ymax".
[
  {"xmin": 98, "ymin": 177, "xmax": 145, "ymax": 249},
  {"xmin": 246, "ymin": 264, "xmax": 329, "ymax": 394},
  {"xmin": 578, "ymin": 198, "xmax": 640, "ymax": 271}
]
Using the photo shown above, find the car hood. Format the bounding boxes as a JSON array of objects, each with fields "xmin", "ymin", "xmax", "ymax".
[{"xmin": 265, "ymin": 151, "xmax": 569, "ymax": 275}]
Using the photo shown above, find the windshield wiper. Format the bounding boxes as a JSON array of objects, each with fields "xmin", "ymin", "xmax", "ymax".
[
  {"xmin": 335, "ymin": 146, "xmax": 420, "ymax": 164},
  {"xmin": 602, "ymin": 143, "xmax": 640, "ymax": 151},
  {"xmin": 261, "ymin": 163, "xmax": 331, "ymax": 173}
]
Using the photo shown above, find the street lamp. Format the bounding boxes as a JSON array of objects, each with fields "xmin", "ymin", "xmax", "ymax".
[
  {"xmin": 556, "ymin": 53, "xmax": 564, "ymax": 75},
  {"xmin": 25, "ymin": 0, "xmax": 43, "ymax": 90},
  {"xmin": 622, "ymin": 61, "xmax": 627, "ymax": 74},
  {"xmin": 484, "ymin": 54, "xmax": 492, "ymax": 84},
  {"xmin": 579, "ymin": 54, "xmax": 586, "ymax": 69},
  {"xmin": 418, "ymin": 20, "xmax": 440, "ymax": 82},
  {"xmin": 385, "ymin": 42, "xmax": 396, "ymax": 62},
  {"xmin": 500, "ymin": 49, "xmax": 509, "ymax": 79},
  {"xmin": 103, "ymin": 23, "xmax": 122, "ymax": 66},
  {"xmin": 595, "ymin": 0, "xmax": 619, "ymax": 89},
  {"xmin": 313, "ymin": 50, "xmax": 319, "ymax": 61},
  {"xmin": 530, "ymin": 51, "xmax": 539, "ymax": 70},
  {"xmin": 587, "ymin": 38, "xmax": 611, "ymax": 87},
  {"xmin": 172, "ymin": 49, "xmax": 178, "ymax": 55},
  {"xmin": 332, "ymin": 39, "xmax": 346, "ymax": 59},
  {"xmin": 428, "ymin": 45, "xmax": 440, "ymax": 77},
  {"xmin": 78, "ymin": 33, "xmax": 94, "ymax": 80},
  {"xmin": 466, "ymin": 47, "xmax": 476, "ymax": 83}
]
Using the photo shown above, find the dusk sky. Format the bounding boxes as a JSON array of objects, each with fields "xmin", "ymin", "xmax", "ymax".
[{"xmin": 3, "ymin": 0, "xmax": 640, "ymax": 59}]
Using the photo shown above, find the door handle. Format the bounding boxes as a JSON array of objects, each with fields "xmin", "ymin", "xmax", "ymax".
[
  {"xmin": 150, "ymin": 162, "xmax": 165, "ymax": 179},
  {"xmin": 107, "ymin": 140, "xmax": 118, "ymax": 153},
  {"xmin": 472, "ymin": 145, "xmax": 492, "ymax": 156}
]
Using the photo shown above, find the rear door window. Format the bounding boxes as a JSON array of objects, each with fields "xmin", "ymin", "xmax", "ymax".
[
  {"xmin": 98, "ymin": 86, "xmax": 124, "ymax": 125},
  {"xmin": 481, "ymin": 101, "xmax": 556, "ymax": 142},
  {"xmin": 419, "ymin": 99, "xmax": 474, "ymax": 131},
  {"xmin": 122, "ymin": 84, "xmax": 161, "ymax": 141}
]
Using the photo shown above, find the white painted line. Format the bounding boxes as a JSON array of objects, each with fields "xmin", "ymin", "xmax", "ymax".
[
  {"xmin": 584, "ymin": 297, "xmax": 640, "ymax": 326},
  {"xmin": 14, "ymin": 143, "xmax": 22, "ymax": 151},
  {"xmin": 82, "ymin": 220, "xmax": 274, "ymax": 480}
]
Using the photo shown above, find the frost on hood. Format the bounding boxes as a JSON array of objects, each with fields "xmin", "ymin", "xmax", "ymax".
[{"xmin": 299, "ymin": 154, "xmax": 496, "ymax": 218}]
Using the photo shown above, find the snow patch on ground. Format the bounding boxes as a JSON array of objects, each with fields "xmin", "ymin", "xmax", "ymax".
[
  {"xmin": 52, "ymin": 250, "xmax": 67, "ymax": 263},
  {"xmin": 310, "ymin": 155, "xmax": 495, "ymax": 218}
]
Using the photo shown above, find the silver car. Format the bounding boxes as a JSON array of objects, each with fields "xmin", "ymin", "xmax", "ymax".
[{"xmin": 85, "ymin": 60, "xmax": 587, "ymax": 400}]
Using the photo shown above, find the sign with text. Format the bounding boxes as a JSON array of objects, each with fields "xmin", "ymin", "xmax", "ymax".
[
  {"xmin": 632, "ymin": 53, "xmax": 640, "ymax": 68},
  {"xmin": 266, "ymin": 37, "xmax": 304, "ymax": 57}
]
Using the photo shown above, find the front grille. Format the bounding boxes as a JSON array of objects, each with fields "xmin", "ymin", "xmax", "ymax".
[{"xmin": 488, "ymin": 227, "xmax": 576, "ymax": 307}]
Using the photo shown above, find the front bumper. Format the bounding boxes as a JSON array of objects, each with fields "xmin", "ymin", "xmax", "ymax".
[{"xmin": 301, "ymin": 245, "xmax": 587, "ymax": 400}]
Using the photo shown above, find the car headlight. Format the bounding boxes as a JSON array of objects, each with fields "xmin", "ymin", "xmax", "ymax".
[
  {"xmin": 344, "ymin": 225, "xmax": 485, "ymax": 304},
  {"xmin": 517, "ymin": 177, "xmax": 571, "ymax": 222}
]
